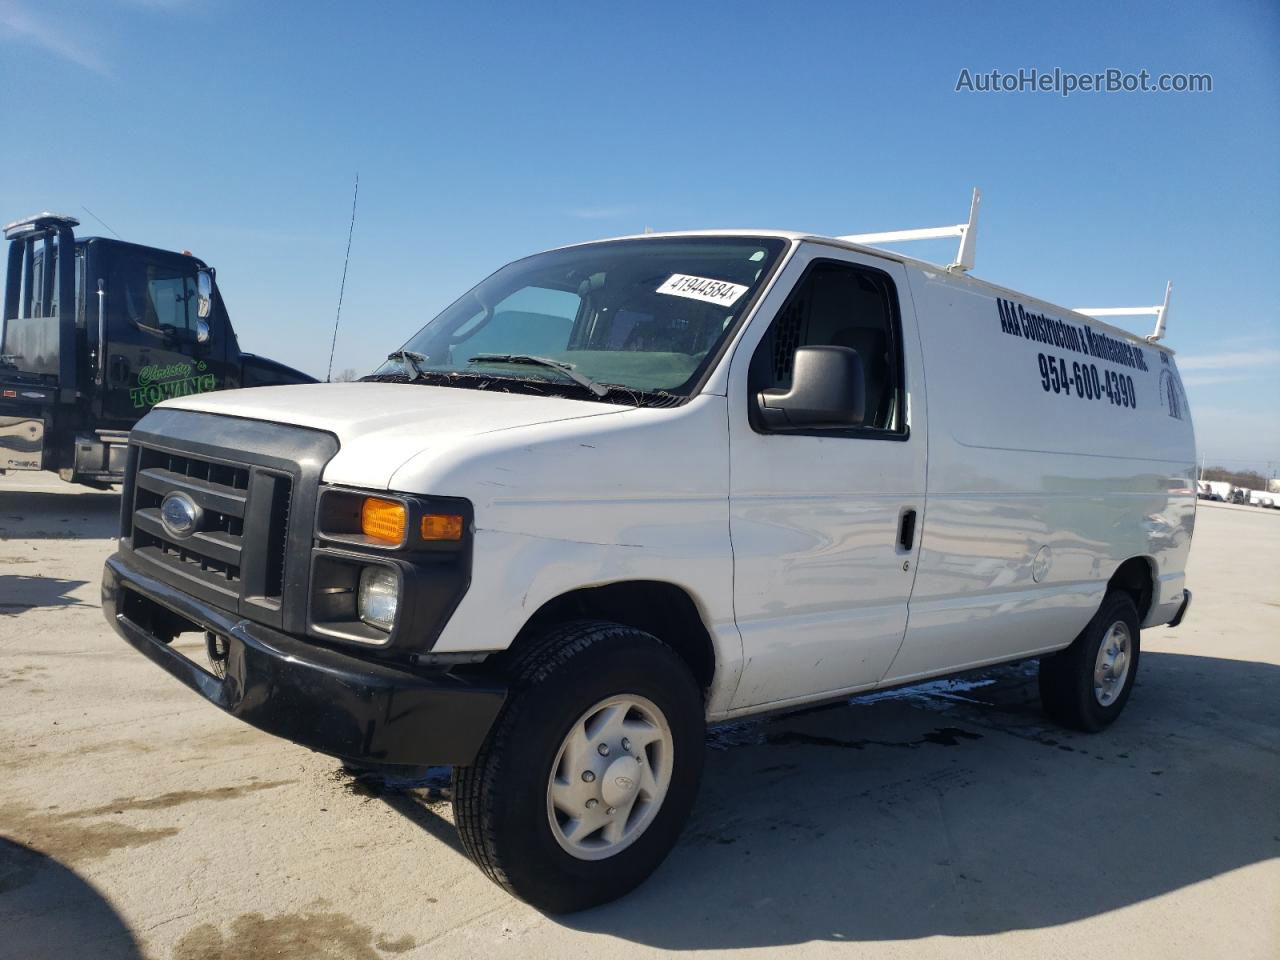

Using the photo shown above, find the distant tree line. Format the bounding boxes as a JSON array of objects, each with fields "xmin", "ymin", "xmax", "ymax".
[{"xmin": 1202, "ymin": 466, "xmax": 1268, "ymax": 489}]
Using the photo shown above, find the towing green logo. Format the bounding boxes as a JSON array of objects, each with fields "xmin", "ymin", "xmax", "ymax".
[{"xmin": 130, "ymin": 361, "xmax": 218, "ymax": 408}]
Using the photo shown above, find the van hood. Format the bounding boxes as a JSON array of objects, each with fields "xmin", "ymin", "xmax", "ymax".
[{"xmin": 160, "ymin": 382, "xmax": 625, "ymax": 489}]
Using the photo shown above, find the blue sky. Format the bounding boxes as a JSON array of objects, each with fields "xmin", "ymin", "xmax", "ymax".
[{"xmin": 2, "ymin": 0, "xmax": 1277, "ymax": 471}]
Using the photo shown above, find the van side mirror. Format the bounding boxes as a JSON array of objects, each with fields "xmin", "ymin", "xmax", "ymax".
[
  {"xmin": 196, "ymin": 270, "xmax": 212, "ymax": 319},
  {"xmin": 757, "ymin": 345, "xmax": 865, "ymax": 430},
  {"xmin": 196, "ymin": 317, "xmax": 211, "ymax": 344}
]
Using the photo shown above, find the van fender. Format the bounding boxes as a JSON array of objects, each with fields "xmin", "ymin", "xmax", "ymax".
[{"xmin": 431, "ymin": 527, "xmax": 743, "ymax": 715}]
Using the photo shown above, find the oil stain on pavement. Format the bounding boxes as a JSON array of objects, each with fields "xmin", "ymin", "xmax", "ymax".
[
  {"xmin": 0, "ymin": 803, "xmax": 180, "ymax": 870},
  {"xmin": 0, "ymin": 780, "xmax": 292, "ymax": 871},
  {"xmin": 172, "ymin": 911, "xmax": 415, "ymax": 960}
]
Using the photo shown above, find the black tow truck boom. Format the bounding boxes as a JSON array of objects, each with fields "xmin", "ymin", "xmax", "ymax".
[{"xmin": 0, "ymin": 212, "xmax": 316, "ymax": 487}]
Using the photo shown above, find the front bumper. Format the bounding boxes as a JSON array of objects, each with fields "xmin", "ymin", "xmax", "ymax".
[{"xmin": 102, "ymin": 554, "xmax": 506, "ymax": 765}]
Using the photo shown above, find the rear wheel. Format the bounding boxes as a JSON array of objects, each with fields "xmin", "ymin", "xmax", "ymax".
[
  {"xmin": 1039, "ymin": 591, "xmax": 1141, "ymax": 732},
  {"xmin": 452, "ymin": 620, "xmax": 704, "ymax": 913}
]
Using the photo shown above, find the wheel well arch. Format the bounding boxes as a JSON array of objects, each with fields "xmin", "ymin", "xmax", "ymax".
[
  {"xmin": 1108, "ymin": 556, "xmax": 1155, "ymax": 621},
  {"xmin": 510, "ymin": 580, "xmax": 717, "ymax": 691}
]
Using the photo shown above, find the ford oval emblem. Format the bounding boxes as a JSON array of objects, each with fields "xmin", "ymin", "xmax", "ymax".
[
  {"xmin": 159, "ymin": 491, "xmax": 202, "ymax": 539},
  {"xmin": 614, "ymin": 775, "xmax": 635, "ymax": 791}
]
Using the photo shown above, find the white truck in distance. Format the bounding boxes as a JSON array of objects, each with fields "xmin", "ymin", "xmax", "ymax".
[
  {"xmin": 1245, "ymin": 489, "xmax": 1276, "ymax": 508},
  {"xmin": 102, "ymin": 196, "xmax": 1196, "ymax": 912},
  {"xmin": 1199, "ymin": 480, "xmax": 1233, "ymax": 501}
]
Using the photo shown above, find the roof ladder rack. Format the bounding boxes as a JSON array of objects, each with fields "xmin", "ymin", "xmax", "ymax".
[
  {"xmin": 1074, "ymin": 281, "xmax": 1173, "ymax": 342},
  {"xmin": 840, "ymin": 187, "xmax": 981, "ymax": 274}
]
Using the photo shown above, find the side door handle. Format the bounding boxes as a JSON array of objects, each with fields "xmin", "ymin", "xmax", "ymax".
[{"xmin": 898, "ymin": 508, "xmax": 917, "ymax": 552}]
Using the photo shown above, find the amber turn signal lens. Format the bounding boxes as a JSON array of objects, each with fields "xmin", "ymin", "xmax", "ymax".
[
  {"xmin": 360, "ymin": 497, "xmax": 407, "ymax": 543},
  {"xmin": 421, "ymin": 514, "xmax": 464, "ymax": 541}
]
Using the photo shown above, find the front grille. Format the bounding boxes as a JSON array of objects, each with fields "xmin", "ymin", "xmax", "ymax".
[
  {"xmin": 129, "ymin": 445, "xmax": 292, "ymax": 610},
  {"xmin": 121, "ymin": 408, "xmax": 339, "ymax": 634}
]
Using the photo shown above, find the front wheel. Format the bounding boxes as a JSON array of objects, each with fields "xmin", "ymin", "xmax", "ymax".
[
  {"xmin": 1039, "ymin": 591, "xmax": 1141, "ymax": 732},
  {"xmin": 452, "ymin": 621, "xmax": 705, "ymax": 912}
]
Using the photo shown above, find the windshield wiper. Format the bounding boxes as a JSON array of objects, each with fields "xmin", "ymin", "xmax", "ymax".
[
  {"xmin": 386, "ymin": 349, "xmax": 429, "ymax": 380},
  {"xmin": 467, "ymin": 354, "xmax": 609, "ymax": 398}
]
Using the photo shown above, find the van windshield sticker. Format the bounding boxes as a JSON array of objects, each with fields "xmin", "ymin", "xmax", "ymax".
[{"xmin": 656, "ymin": 274, "xmax": 749, "ymax": 307}]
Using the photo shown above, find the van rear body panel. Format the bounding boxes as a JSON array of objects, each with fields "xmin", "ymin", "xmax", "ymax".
[{"xmin": 882, "ymin": 266, "xmax": 1195, "ymax": 684}]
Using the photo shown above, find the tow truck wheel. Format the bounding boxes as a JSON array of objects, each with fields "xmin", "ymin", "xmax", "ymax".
[
  {"xmin": 1039, "ymin": 591, "xmax": 1141, "ymax": 732},
  {"xmin": 452, "ymin": 620, "xmax": 704, "ymax": 913}
]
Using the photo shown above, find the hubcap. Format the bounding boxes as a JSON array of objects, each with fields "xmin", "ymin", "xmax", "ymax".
[
  {"xmin": 1093, "ymin": 620, "xmax": 1132, "ymax": 707},
  {"xmin": 546, "ymin": 694, "xmax": 673, "ymax": 861}
]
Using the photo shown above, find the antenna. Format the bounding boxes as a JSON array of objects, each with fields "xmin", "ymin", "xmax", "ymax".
[
  {"xmin": 840, "ymin": 187, "xmax": 981, "ymax": 273},
  {"xmin": 81, "ymin": 205, "xmax": 122, "ymax": 240},
  {"xmin": 326, "ymin": 173, "xmax": 360, "ymax": 383},
  {"xmin": 1074, "ymin": 281, "xmax": 1172, "ymax": 342}
]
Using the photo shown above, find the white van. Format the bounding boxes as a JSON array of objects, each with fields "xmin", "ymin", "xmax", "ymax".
[{"xmin": 103, "ymin": 196, "xmax": 1196, "ymax": 911}]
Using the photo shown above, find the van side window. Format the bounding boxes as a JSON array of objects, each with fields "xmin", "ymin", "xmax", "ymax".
[{"xmin": 750, "ymin": 260, "xmax": 906, "ymax": 434}]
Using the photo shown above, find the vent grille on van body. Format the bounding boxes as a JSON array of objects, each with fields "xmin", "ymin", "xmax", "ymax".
[{"xmin": 773, "ymin": 289, "xmax": 807, "ymax": 381}]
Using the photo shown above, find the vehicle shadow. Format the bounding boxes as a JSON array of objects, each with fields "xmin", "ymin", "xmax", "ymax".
[
  {"xmin": 0, "ymin": 575, "xmax": 90, "ymax": 614},
  {"xmin": 561, "ymin": 651, "xmax": 1279, "ymax": 946},
  {"xmin": 344, "ymin": 765, "xmax": 467, "ymax": 858},
  {"xmin": 0, "ymin": 839, "xmax": 144, "ymax": 960},
  {"xmin": 0, "ymin": 489, "xmax": 120, "ymax": 540}
]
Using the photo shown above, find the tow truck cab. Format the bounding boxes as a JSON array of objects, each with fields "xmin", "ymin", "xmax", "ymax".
[{"xmin": 0, "ymin": 213, "xmax": 314, "ymax": 486}]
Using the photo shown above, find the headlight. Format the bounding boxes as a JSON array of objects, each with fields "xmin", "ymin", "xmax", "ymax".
[{"xmin": 357, "ymin": 566, "xmax": 399, "ymax": 631}]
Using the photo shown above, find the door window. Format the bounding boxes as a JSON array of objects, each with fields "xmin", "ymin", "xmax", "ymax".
[
  {"xmin": 750, "ymin": 260, "xmax": 906, "ymax": 435},
  {"xmin": 147, "ymin": 273, "xmax": 197, "ymax": 331},
  {"xmin": 112, "ymin": 257, "xmax": 198, "ymax": 336}
]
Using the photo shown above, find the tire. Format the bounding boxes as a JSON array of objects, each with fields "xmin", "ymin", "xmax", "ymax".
[
  {"xmin": 1039, "ymin": 591, "xmax": 1141, "ymax": 732},
  {"xmin": 452, "ymin": 620, "xmax": 705, "ymax": 913}
]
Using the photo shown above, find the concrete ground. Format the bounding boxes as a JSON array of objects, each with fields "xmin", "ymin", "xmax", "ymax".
[{"xmin": 1, "ymin": 471, "xmax": 1276, "ymax": 960}]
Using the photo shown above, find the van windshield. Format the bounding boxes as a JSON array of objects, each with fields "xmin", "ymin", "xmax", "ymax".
[{"xmin": 370, "ymin": 236, "xmax": 788, "ymax": 401}]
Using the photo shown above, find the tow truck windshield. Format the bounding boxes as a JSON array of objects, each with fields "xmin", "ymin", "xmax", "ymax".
[{"xmin": 369, "ymin": 236, "xmax": 787, "ymax": 401}]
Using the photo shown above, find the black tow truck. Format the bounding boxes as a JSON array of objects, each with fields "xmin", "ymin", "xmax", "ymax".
[{"xmin": 0, "ymin": 213, "xmax": 315, "ymax": 487}]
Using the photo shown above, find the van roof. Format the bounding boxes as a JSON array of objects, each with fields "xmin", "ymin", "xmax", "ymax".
[{"xmin": 555, "ymin": 229, "xmax": 1177, "ymax": 356}]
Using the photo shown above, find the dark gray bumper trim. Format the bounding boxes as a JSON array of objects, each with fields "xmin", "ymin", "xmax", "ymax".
[{"xmin": 103, "ymin": 553, "xmax": 506, "ymax": 765}]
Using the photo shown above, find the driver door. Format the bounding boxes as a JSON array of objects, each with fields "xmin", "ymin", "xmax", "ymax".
[
  {"xmin": 726, "ymin": 244, "xmax": 928, "ymax": 710},
  {"xmin": 101, "ymin": 249, "xmax": 218, "ymax": 426}
]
